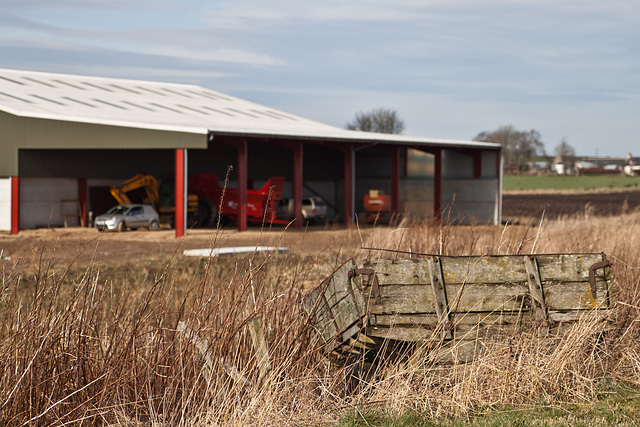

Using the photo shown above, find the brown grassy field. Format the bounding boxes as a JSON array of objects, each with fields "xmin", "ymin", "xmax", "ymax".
[{"xmin": 2, "ymin": 202, "xmax": 640, "ymax": 425}]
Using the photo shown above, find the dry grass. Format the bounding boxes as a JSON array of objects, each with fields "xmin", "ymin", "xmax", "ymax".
[{"xmin": 3, "ymin": 211, "xmax": 640, "ymax": 425}]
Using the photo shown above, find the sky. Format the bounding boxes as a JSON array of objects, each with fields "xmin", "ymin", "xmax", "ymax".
[{"xmin": 1, "ymin": 0, "xmax": 638, "ymax": 157}]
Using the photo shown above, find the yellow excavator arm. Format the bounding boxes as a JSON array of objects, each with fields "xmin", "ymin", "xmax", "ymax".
[
  {"xmin": 110, "ymin": 174, "xmax": 198, "ymax": 213},
  {"xmin": 110, "ymin": 174, "xmax": 160, "ymax": 206}
]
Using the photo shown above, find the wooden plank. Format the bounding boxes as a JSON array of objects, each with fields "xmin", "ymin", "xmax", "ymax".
[
  {"xmin": 439, "ymin": 256, "xmax": 528, "ymax": 285},
  {"xmin": 537, "ymin": 253, "xmax": 606, "ymax": 282},
  {"xmin": 364, "ymin": 283, "xmax": 435, "ymax": 314},
  {"xmin": 368, "ymin": 254, "xmax": 605, "ymax": 285},
  {"xmin": 309, "ymin": 304, "xmax": 340, "ymax": 343},
  {"xmin": 367, "ymin": 325, "xmax": 440, "ymax": 342},
  {"xmin": 369, "ymin": 309, "xmax": 610, "ymax": 337},
  {"xmin": 367, "ymin": 311, "xmax": 529, "ymax": 342},
  {"xmin": 302, "ymin": 285, "xmax": 322, "ymax": 315},
  {"xmin": 322, "ymin": 259, "xmax": 358, "ymax": 309},
  {"xmin": 310, "ymin": 292, "xmax": 362, "ymax": 343},
  {"xmin": 544, "ymin": 279, "xmax": 610, "ymax": 310},
  {"xmin": 371, "ymin": 313, "xmax": 439, "ymax": 327},
  {"xmin": 366, "ymin": 308, "xmax": 612, "ymax": 343},
  {"xmin": 524, "ymin": 255, "xmax": 548, "ymax": 321},
  {"xmin": 363, "ymin": 254, "xmax": 606, "ymax": 288},
  {"xmin": 548, "ymin": 310, "xmax": 612, "ymax": 323},
  {"xmin": 365, "ymin": 282, "xmax": 530, "ymax": 314},
  {"xmin": 302, "ymin": 259, "xmax": 357, "ymax": 315},
  {"xmin": 428, "ymin": 256, "xmax": 453, "ymax": 339},
  {"xmin": 428, "ymin": 257, "xmax": 449, "ymax": 320},
  {"xmin": 363, "ymin": 277, "xmax": 610, "ymax": 315},
  {"xmin": 302, "ymin": 259, "xmax": 365, "ymax": 347},
  {"xmin": 367, "ymin": 322, "xmax": 526, "ymax": 342},
  {"xmin": 361, "ymin": 258, "xmax": 429, "ymax": 286},
  {"xmin": 302, "ymin": 259, "xmax": 355, "ymax": 317},
  {"xmin": 371, "ymin": 312, "xmax": 527, "ymax": 327}
]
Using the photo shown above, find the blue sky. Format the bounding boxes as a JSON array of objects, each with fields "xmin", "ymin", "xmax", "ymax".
[{"xmin": 1, "ymin": 0, "xmax": 638, "ymax": 156}]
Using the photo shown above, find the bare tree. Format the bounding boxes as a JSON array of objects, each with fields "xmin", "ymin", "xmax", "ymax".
[
  {"xmin": 554, "ymin": 138, "xmax": 576, "ymax": 158},
  {"xmin": 474, "ymin": 125, "xmax": 546, "ymax": 174},
  {"xmin": 346, "ymin": 108, "xmax": 406, "ymax": 134}
]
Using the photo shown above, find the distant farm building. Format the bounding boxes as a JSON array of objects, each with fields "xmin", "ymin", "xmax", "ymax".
[{"xmin": 0, "ymin": 69, "xmax": 502, "ymax": 236}]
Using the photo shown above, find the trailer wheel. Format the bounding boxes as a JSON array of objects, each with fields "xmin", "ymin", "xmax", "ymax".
[{"xmin": 196, "ymin": 199, "xmax": 216, "ymax": 227}]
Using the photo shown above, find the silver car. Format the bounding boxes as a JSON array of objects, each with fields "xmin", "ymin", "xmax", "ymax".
[
  {"xmin": 94, "ymin": 204, "xmax": 160, "ymax": 231},
  {"xmin": 277, "ymin": 196, "xmax": 328, "ymax": 223}
]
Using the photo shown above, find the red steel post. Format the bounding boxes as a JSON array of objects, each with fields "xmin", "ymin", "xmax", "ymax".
[
  {"xmin": 78, "ymin": 178, "xmax": 87, "ymax": 226},
  {"xmin": 293, "ymin": 143, "xmax": 303, "ymax": 229},
  {"xmin": 391, "ymin": 145, "xmax": 400, "ymax": 218},
  {"xmin": 434, "ymin": 149, "xmax": 442, "ymax": 222},
  {"xmin": 343, "ymin": 145, "xmax": 354, "ymax": 227},
  {"xmin": 237, "ymin": 139, "xmax": 248, "ymax": 231},
  {"xmin": 175, "ymin": 149, "xmax": 186, "ymax": 238}
]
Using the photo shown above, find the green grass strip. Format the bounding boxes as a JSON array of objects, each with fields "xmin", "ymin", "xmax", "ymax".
[
  {"xmin": 503, "ymin": 175, "xmax": 640, "ymax": 191},
  {"xmin": 339, "ymin": 384, "xmax": 640, "ymax": 426}
]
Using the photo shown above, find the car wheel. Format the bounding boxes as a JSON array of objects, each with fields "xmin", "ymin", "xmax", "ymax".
[
  {"xmin": 150, "ymin": 220, "xmax": 159, "ymax": 231},
  {"xmin": 117, "ymin": 221, "xmax": 126, "ymax": 232}
]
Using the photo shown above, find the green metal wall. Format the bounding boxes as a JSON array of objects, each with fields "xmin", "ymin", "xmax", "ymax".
[{"xmin": 0, "ymin": 110, "xmax": 207, "ymax": 176}]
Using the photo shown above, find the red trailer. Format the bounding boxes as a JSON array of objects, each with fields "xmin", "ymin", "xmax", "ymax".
[{"xmin": 189, "ymin": 173, "xmax": 287, "ymax": 226}]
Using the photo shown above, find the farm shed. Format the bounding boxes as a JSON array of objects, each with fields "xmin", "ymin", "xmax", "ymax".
[{"xmin": 0, "ymin": 68, "xmax": 502, "ymax": 236}]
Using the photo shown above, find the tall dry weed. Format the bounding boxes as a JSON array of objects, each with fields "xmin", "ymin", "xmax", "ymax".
[
  {"xmin": 0, "ymin": 237, "xmax": 341, "ymax": 426},
  {"xmin": 3, "ymin": 210, "xmax": 640, "ymax": 424}
]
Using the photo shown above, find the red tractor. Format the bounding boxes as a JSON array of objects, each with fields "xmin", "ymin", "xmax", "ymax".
[{"xmin": 189, "ymin": 173, "xmax": 287, "ymax": 226}]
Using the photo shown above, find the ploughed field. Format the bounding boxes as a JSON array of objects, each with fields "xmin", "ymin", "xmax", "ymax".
[{"xmin": 502, "ymin": 188, "xmax": 640, "ymax": 222}]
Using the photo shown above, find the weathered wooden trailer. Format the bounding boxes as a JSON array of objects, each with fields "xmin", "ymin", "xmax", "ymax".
[{"xmin": 303, "ymin": 254, "xmax": 614, "ymax": 363}]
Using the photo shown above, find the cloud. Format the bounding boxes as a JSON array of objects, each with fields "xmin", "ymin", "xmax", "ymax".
[
  {"xmin": 146, "ymin": 46, "xmax": 285, "ymax": 66},
  {"xmin": 200, "ymin": 0, "xmax": 639, "ymax": 29},
  {"xmin": 0, "ymin": 37, "xmax": 236, "ymax": 83},
  {"xmin": 0, "ymin": 0, "xmax": 161, "ymax": 11},
  {"xmin": 1, "ymin": 0, "xmax": 638, "ymax": 156},
  {"xmin": 0, "ymin": 15, "xmax": 286, "ymax": 68},
  {"xmin": 201, "ymin": 1, "xmax": 433, "ymax": 28}
]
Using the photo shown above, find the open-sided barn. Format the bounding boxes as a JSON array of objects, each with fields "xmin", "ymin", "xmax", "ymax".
[{"xmin": 0, "ymin": 68, "xmax": 502, "ymax": 236}]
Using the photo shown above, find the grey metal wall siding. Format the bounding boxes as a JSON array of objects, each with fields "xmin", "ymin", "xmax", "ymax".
[
  {"xmin": 356, "ymin": 151, "xmax": 392, "ymax": 178},
  {"xmin": 0, "ymin": 110, "xmax": 207, "ymax": 176},
  {"xmin": 443, "ymin": 149, "xmax": 474, "ymax": 179}
]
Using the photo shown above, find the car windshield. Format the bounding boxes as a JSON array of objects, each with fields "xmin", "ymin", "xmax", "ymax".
[{"xmin": 106, "ymin": 206, "xmax": 129, "ymax": 215}]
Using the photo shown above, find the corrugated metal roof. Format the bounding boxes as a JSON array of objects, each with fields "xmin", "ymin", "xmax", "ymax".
[{"xmin": 0, "ymin": 68, "xmax": 499, "ymax": 149}]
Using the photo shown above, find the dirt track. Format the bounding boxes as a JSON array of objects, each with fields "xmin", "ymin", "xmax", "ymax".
[
  {"xmin": 2, "ymin": 189, "xmax": 639, "ymax": 269},
  {"xmin": 0, "ymin": 225, "xmax": 367, "ymax": 269}
]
